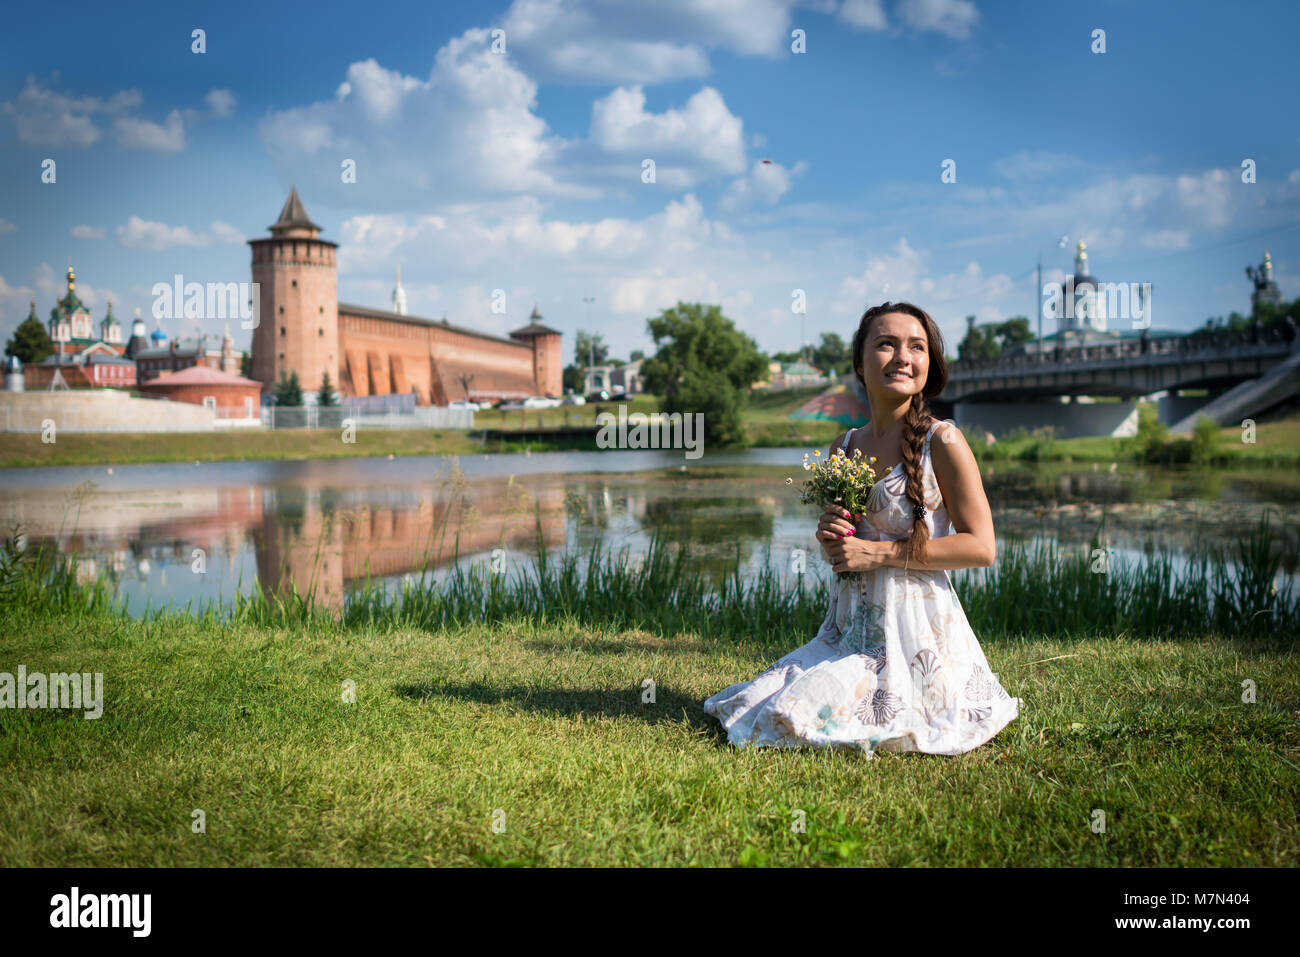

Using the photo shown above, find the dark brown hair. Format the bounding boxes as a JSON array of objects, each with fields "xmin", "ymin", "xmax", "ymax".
[{"xmin": 851, "ymin": 301, "xmax": 948, "ymax": 564}]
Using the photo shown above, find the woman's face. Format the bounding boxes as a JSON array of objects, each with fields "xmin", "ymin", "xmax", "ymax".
[{"xmin": 859, "ymin": 311, "xmax": 930, "ymax": 399}]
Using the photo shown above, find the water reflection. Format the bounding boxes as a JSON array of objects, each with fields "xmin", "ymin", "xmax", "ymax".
[{"xmin": 2, "ymin": 451, "xmax": 1296, "ymax": 616}]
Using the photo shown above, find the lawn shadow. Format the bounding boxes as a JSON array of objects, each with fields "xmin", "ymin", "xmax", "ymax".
[
  {"xmin": 395, "ymin": 678, "xmax": 715, "ymax": 729},
  {"xmin": 520, "ymin": 636, "xmax": 708, "ymax": 656}
]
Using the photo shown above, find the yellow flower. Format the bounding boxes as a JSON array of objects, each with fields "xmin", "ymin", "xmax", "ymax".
[{"xmin": 814, "ymin": 449, "xmax": 820, "ymax": 456}]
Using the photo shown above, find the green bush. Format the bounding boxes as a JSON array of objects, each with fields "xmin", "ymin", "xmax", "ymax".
[
  {"xmin": 1017, "ymin": 425, "xmax": 1058, "ymax": 462},
  {"xmin": 1118, "ymin": 402, "xmax": 1169, "ymax": 464},
  {"xmin": 1190, "ymin": 414, "xmax": 1221, "ymax": 465}
]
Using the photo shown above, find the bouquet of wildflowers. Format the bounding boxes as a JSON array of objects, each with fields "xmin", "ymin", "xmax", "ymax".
[
  {"xmin": 788, "ymin": 446, "xmax": 880, "ymax": 516},
  {"xmin": 787, "ymin": 447, "xmax": 880, "ymax": 579}
]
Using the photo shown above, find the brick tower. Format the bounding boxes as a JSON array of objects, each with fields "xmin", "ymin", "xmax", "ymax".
[
  {"xmin": 509, "ymin": 304, "xmax": 563, "ymax": 397},
  {"xmin": 248, "ymin": 188, "xmax": 339, "ymax": 399}
]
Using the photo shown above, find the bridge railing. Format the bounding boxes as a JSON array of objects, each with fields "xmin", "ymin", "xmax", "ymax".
[{"xmin": 950, "ymin": 326, "xmax": 1296, "ymax": 379}]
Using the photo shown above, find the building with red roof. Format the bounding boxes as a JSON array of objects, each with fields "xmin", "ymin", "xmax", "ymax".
[{"xmin": 137, "ymin": 365, "xmax": 261, "ymax": 421}]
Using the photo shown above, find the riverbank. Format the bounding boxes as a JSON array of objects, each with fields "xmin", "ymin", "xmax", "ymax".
[
  {"xmin": 0, "ymin": 389, "xmax": 833, "ymax": 468},
  {"xmin": 2, "ymin": 392, "xmax": 1296, "ymax": 470}
]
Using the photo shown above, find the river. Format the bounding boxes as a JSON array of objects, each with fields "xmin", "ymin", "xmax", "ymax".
[{"xmin": 2, "ymin": 447, "xmax": 1297, "ymax": 615}]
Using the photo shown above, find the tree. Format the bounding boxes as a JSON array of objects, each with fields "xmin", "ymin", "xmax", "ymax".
[
  {"xmin": 575, "ymin": 330, "xmax": 609, "ymax": 367},
  {"xmin": 562, "ymin": 364, "xmax": 584, "ymax": 394},
  {"xmin": 640, "ymin": 302, "xmax": 769, "ymax": 446},
  {"xmin": 240, "ymin": 352, "xmax": 253, "ymax": 378},
  {"xmin": 771, "ymin": 350, "xmax": 802, "ymax": 364},
  {"xmin": 810, "ymin": 332, "xmax": 849, "ymax": 374},
  {"xmin": 273, "ymin": 370, "xmax": 303, "ymax": 406},
  {"xmin": 629, "ymin": 349, "xmax": 645, "ymax": 362},
  {"xmin": 318, "ymin": 370, "xmax": 337, "ymax": 406},
  {"xmin": 959, "ymin": 317, "xmax": 1033, "ymax": 360},
  {"xmin": 4, "ymin": 313, "xmax": 54, "ymax": 365}
]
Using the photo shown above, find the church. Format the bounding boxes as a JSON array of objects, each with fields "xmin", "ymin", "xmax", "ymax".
[{"xmin": 248, "ymin": 189, "xmax": 563, "ymax": 406}]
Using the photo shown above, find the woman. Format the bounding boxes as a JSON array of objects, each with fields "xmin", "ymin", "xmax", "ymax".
[{"xmin": 703, "ymin": 302, "xmax": 1021, "ymax": 756}]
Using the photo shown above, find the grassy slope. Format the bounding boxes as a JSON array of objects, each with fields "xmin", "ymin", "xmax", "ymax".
[{"xmin": 1, "ymin": 605, "xmax": 1296, "ymax": 867}]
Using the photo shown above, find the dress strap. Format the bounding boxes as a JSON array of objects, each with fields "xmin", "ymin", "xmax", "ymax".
[{"xmin": 840, "ymin": 427, "xmax": 855, "ymax": 454}]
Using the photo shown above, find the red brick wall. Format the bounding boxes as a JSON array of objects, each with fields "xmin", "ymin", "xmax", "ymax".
[
  {"xmin": 137, "ymin": 382, "xmax": 260, "ymax": 416},
  {"xmin": 338, "ymin": 311, "xmax": 541, "ymax": 405}
]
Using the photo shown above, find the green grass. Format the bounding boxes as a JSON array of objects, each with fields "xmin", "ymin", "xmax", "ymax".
[
  {"xmin": 0, "ymin": 426, "xmax": 486, "ymax": 469},
  {"xmin": 965, "ymin": 408, "xmax": 1300, "ymax": 468},
  {"xmin": 1, "ymin": 517, "xmax": 1297, "ymax": 866},
  {"xmin": 1, "ymin": 611, "xmax": 1296, "ymax": 866}
]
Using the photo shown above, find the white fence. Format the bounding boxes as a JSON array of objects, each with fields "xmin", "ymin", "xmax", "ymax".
[
  {"xmin": 261, "ymin": 405, "xmax": 474, "ymax": 430},
  {"xmin": 0, "ymin": 390, "xmax": 219, "ymax": 433}
]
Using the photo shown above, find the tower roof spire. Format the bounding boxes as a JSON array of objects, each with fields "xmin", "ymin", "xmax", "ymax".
[{"xmin": 269, "ymin": 186, "xmax": 321, "ymax": 236}]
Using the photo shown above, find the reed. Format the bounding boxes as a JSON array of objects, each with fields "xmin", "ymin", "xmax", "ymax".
[
  {"xmin": 954, "ymin": 510, "xmax": 1296, "ymax": 641},
  {"xmin": 4, "ymin": 510, "xmax": 1294, "ymax": 645}
]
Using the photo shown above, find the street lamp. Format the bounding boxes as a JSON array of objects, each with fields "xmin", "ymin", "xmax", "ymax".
[
  {"xmin": 583, "ymin": 296, "xmax": 595, "ymax": 391},
  {"xmin": 1034, "ymin": 235, "xmax": 1069, "ymax": 357}
]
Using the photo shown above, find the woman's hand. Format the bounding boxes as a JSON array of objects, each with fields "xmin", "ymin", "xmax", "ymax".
[
  {"xmin": 816, "ymin": 505, "xmax": 888, "ymax": 574},
  {"xmin": 816, "ymin": 505, "xmax": 856, "ymax": 554}
]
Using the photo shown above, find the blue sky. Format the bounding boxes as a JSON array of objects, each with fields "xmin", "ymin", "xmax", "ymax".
[{"xmin": 1, "ymin": 0, "xmax": 1297, "ymax": 363}]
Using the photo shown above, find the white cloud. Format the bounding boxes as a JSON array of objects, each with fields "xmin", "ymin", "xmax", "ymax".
[
  {"xmin": 115, "ymin": 217, "xmax": 243, "ymax": 250},
  {"xmin": 498, "ymin": 0, "xmax": 792, "ymax": 84},
  {"xmin": 0, "ymin": 77, "xmax": 139, "ymax": 148},
  {"xmin": 895, "ymin": 0, "xmax": 980, "ymax": 40},
  {"xmin": 1142, "ymin": 230, "xmax": 1190, "ymax": 251},
  {"xmin": 0, "ymin": 219, "xmax": 16, "ymax": 235},
  {"xmin": 32, "ymin": 263, "xmax": 59, "ymax": 305},
  {"xmin": 70, "ymin": 225, "xmax": 105, "ymax": 240},
  {"xmin": 204, "ymin": 89, "xmax": 237, "ymax": 117},
  {"xmin": 113, "ymin": 109, "xmax": 186, "ymax": 152},
  {"xmin": 260, "ymin": 29, "xmax": 585, "ymax": 203},
  {"xmin": 118, "ymin": 216, "xmax": 205, "ymax": 251},
  {"xmin": 0, "ymin": 274, "xmax": 35, "ymax": 310},
  {"xmin": 332, "ymin": 191, "xmax": 746, "ymax": 335},
  {"xmin": 0, "ymin": 76, "xmax": 224, "ymax": 152},
  {"xmin": 1175, "ymin": 169, "xmax": 1233, "ymax": 229},
  {"xmin": 993, "ymin": 151, "xmax": 1084, "ymax": 181},
  {"xmin": 832, "ymin": 237, "xmax": 1014, "ymax": 339},
  {"xmin": 839, "ymin": 0, "xmax": 888, "ymax": 30},
  {"xmin": 590, "ymin": 85, "xmax": 747, "ymax": 179},
  {"xmin": 718, "ymin": 158, "xmax": 808, "ymax": 211},
  {"xmin": 208, "ymin": 221, "xmax": 246, "ymax": 244},
  {"xmin": 334, "ymin": 59, "xmax": 423, "ymax": 124}
]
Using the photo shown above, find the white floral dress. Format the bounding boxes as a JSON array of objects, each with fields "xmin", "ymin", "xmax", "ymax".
[{"xmin": 703, "ymin": 419, "xmax": 1022, "ymax": 756}]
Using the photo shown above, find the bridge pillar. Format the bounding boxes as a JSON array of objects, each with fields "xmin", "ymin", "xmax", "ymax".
[
  {"xmin": 952, "ymin": 398, "xmax": 1140, "ymax": 439},
  {"xmin": 1157, "ymin": 389, "xmax": 1226, "ymax": 428}
]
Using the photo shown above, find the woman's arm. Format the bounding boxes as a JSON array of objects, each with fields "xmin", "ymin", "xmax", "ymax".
[{"xmin": 874, "ymin": 422, "xmax": 995, "ymax": 570}]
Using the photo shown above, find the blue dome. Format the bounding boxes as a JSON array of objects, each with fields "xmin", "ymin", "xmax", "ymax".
[{"xmin": 150, "ymin": 327, "xmax": 167, "ymax": 342}]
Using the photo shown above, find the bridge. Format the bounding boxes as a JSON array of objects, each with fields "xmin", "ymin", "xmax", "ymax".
[{"xmin": 940, "ymin": 324, "xmax": 1300, "ymax": 438}]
